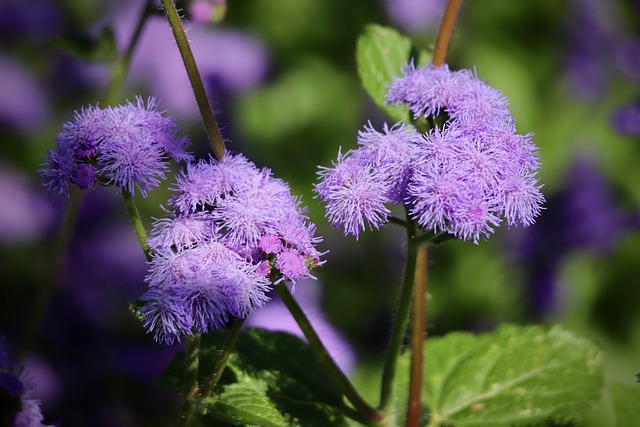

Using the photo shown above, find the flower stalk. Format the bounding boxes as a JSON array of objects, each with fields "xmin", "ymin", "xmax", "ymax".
[
  {"xmin": 406, "ymin": 242, "xmax": 428, "ymax": 427},
  {"xmin": 179, "ymin": 333, "xmax": 202, "ymax": 427},
  {"xmin": 275, "ymin": 283, "xmax": 384, "ymax": 424},
  {"xmin": 433, "ymin": 0, "xmax": 463, "ymax": 66},
  {"xmin": 202, "ymin": 318, "xmax": 246, "ymax": 396},
  {"xmin": 160, "ymin": 0, "xmax": 226, "ymax": 160},
  {"xmin": 122, "ymin": 189, "xmax": 152, "ymax": 262},
  {"xmin": 379, "ymin": 215, "xmax": 419, "ymax": 412}
]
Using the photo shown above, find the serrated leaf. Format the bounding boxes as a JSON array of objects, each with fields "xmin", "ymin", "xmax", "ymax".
[
  {"xmin": 202, "ymin": 382, "xmax": 288, "ymax": 427},
  {"xmin": 396, "ymin": 324, "xmax": 605, "ymax": 426},
  {"xmin": 356, "ymin": 24, "xmax": 412, "ymax": 122},
  {"xmin": 158, "ymin": 328, "xmax": 349, "ymax": 427}
]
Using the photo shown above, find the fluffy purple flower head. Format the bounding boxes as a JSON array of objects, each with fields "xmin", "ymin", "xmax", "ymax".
[
  {"xmin": 386, "ymin": 62, "xmax": 511, "ymax": 123},
  {"xmin": 315, "ymin": 122, "xmax": 422, "ymax": 238},
  {"xmin": 40, "ymin": 97, "xmax": 192, "ymax": 199},
  {"xmin": 406, "ymin": 122, "xmax": 543, "ymax": 242},
  {"xmin": 318, "ymin": 63, "xmax": 544, "ymax": 242},
  {"xmin": 140, "ymin": 152, "xmax": 324, "ymax": 344}
]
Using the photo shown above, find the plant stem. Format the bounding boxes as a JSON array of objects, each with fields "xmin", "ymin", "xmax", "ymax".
[
  {"xmin": 275, "ymin": 283, "xmax": 384, "ymax": 424},
  {"xmin": 432, "ymin": 0, "xmax": 463, "ymax": 66},
  {"xmin": 202, "ymin": 318, "xmax": 246, "ymax": 396},
  {"xmin": 388, "ymin": 216, "xmax": 408, "ymax": 228},
  {"xmin": 179, "ymin": 333, "xmax": 202, "ymax": 427},
  {"xmin": 379, "ymin": 218, "xmax": 419, "ymax": 412},
  {"xmin": 405, "ymin": 242, "xmax": 428, "ymax": 427},
  {"xmin": 122, "ymin": 190, "xmax": 152, "ymax": 262},
  {"xmin": 160, "ymin": 0, "xmax": 225, "ymax": 160},
  {"xmin": 103, "ymin": 0, "xmax": 155, "ymax": 105}
]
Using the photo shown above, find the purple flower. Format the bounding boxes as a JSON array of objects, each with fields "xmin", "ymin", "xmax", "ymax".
[
  {"xmin": 40, "ymin": 97, "xmax": 192, "ymax": 199},
  {"xmin": 319, "ymin": 63, "xmax": 544, "ymax": 242},
  {"xmin": 148, "ymin": 212, "xmax": 214, "ymax": 253},
  {"xmin": 170, "ymin": 152, "xmax": 257, "ymax": 213},
  {"xmin": 613, "ymin": 101, "xmax": 640, "ymax": 136},
  {"xmin": 259, "ymin": 233, "xmax": 284, "ymax": 254},
  {"xmin": 316, "ymin": 122, "xmax": 423, "ymax": 238},
  {"xmin": 140, "ymin": 152, "xmax": 324, "ymax": 344},
  {"xmin": 0, "ymin": 338, "xmax": 50, "ymax": 427},
  {"xmin": 386, "ymin": 62, "xmax": 511, "ymax": 123},
  {"xmin": 139, "ymin": 288, "xmax": 194, "ymax": 345},
  {"xmin": 275, "ymin": 250, "xmax": 309, "ymax": 282}
]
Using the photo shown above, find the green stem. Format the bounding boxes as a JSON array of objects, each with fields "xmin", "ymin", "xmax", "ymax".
[
  {"xmin": 432, "ymin": 0, "xmax": 463, "ymax": 66},
  {"xmin": 160, "ymin": 0, "xmax": 225, "ymax": 160},
  {"xmin": 405, "ymin": 243, "xmax": 428, "ymax": 427},
  {"xmin": 122, "ymin": 190, "xmax": 152, "ymax": 262},
  {"xmin": 388, "ymin": 216, "xmax": 408, "ymax": 228},
  {"xmin": 180, "ymin": 333, "xmax": 202, "ymax": 427},
  {"xmin": 275, "ymin": 283, "xmax": 384, "ymax": 424},
  {"xmin": 202, "ymin": 318, "xmax": 246, "ymax": 396},
  {"xmin": 103, "ymin": 0, "xmax": 155, "ymax": 105},
  {"xmin": 379, "ymin": 217, "xmax": 419, "ymax": 412}
]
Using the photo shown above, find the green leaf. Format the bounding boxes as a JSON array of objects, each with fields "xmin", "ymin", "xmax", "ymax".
[
  {"xmin": 355, "ymin": 24, "xmax": 412, "ymax": 122},
  {"xmin": 158, "ymin": 328, "xmax": 349, "ymax": 427},
  {"xmin": 396, "ymin": 324, "xmax": 605, "ymax": 426},
  {"xmin": 201, "ymin": 381, "xmax": 288, "ymax": 427}
]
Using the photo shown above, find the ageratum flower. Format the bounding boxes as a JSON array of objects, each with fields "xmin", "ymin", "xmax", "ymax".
[
  {"xmin": 0, "ymin": 337, "xmax": 51, "ymax": 427},
  {"xmin": 316, "ymin": 63, "xmax": 544, "ymax": 243},
  {"xmin": 39, "ymin": 97, "xmax": 191, "ymax": 199},
  {"xmin": 315, "ymin": 122, "xmax": 421, "ymax": 238},
  {"xmin": 140, "ymin": 152, "xmax": 324, "ymax": 344}
]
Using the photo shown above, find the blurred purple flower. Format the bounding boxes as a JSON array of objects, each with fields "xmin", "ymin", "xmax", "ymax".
[
  {"xmin": 0, "ymin": 56, "xmax": 48, "ymax": 132},
  {"xmin": 125, "ymin": 17, "xmax": 268, "ymax": 118},
  {"xmin": 0, "ymin": 337, "xmax": 50, "ymax": 427},
  {"xmin": 562, "ymin": 0, "xmax": 640, "ymax": 99},
  {"xmin": 380, "ymin": 0, "xmax": 445, "ymax": 34},
  {"xmin": 559, "ymin": 153, "xmax": 624, "ymax": 254},
  {"xmin": 0, "ymin": 0, "xmax": 61, "ymax": 41},
  {"xmin": 613, "ymin": 101, "xmax": 640, "ymax": 136},
  {"xmin": 508, "ymin": 151, "xmax": 627, "ymax": 316},
  {"xmin": 188, "ymin": 0, "xmax": 226, "ymax": 24},
  {"xmin": 0, "ymin": 164, "xmax": 55, "ymax": 245}
]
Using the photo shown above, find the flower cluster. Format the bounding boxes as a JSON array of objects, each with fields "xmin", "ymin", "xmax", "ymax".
[
  {"xmin": 1, "ymin": 337, "xmax": 50, "ymax": 427},
  {"xmin": 141, "ymin": 152, "xmax": 323, "ymax": 344},
  {"xmin": 316, "ymin": 63, "xmax": 544, "ymax": 242},
  {"xmin": 40, "ymin": 97, "xmax": 192, "ymax": 199}
]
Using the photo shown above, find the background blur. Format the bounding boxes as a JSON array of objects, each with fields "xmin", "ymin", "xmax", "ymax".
[{"xmin": 1, "ymin": 0, "xmax": 639, "ymax": 425}]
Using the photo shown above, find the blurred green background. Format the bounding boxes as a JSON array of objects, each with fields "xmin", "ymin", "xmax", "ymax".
[{"xmin": 1, "ymin": 0, "xmax": 639, "ymax": 425}]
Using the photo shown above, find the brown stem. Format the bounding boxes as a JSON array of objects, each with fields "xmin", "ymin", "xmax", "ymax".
[
  {"xmin": 432, "ymin": 0, "xmax": 463, "ymax": 66},
  {"xmin": 405, "ymin": 243, "xmax": 428, "ymax": 427}
]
